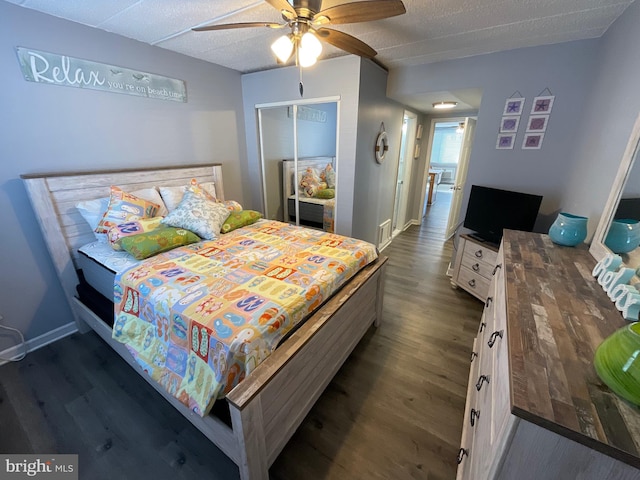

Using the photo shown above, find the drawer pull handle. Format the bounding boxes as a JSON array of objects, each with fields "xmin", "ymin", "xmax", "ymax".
[
  {"xmin": 488, "ymin": 330, "xmax": 504, "ymax": 348},
  {"xmin": 457, "ymin": 448, "xmax": 469, "ymax": 464},
  {"xmin": 472, "ymin": 263, "xmax": 480, "ymax": 272},
  {"xmin": 468, "ymin": 279, "xmax": 476, "ymax": 287},
  {"xmin": 476, "ymin": 374, "xmax": 490, "ymax": 391},
  {"xmin": 470, "ymin": 351, "xmax": 478, "ymax": 362},
  {"xmin": 485, "ymin": 296, "xmax": 493, "ymax": 308},
  {"xmin": 475, "ymin": 250, "xmax": 483, "ymax": 258},
  {"xmin": 470, "ymin": 408, "xmax": 480, "ymax": 427},
  {"xmin": 492, "ymin": 263, "xmax": 503, "ymax": 276},
  {"xmin": 479, "ymin": 322, "xmax": 486, "ymax": 332}
]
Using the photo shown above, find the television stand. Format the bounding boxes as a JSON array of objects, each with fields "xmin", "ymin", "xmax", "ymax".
[{"xmin": 451, "ymin": 233, "xmax": 499, "ymax": 302}]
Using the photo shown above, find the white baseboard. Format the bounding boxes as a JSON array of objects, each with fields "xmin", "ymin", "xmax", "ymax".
[
  {"xmin": 0, "ymin": 321, "xmax": 77, "ymax": 366},
  {"xmin": 378, "ymin": 238, "xmax": 393, "ymax": 252}
]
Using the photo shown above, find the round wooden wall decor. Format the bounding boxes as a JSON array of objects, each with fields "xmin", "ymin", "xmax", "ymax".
[{"xmin": 375, "ymin": 130, "xmax": 389, "ymax": 164}]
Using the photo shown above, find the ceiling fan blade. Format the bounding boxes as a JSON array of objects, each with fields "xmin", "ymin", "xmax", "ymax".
[
  {"xmin": 316, "ymin": 28, "xmax": 377, "ymax": 58},
  {"xmin": 193, "ymin": 22, "xmax": 283, "ymax": 32},
  {"xmin": 265, "ymin": 0, "xmax": 297, "ymax": 19},
  {"xmin": 314, "ymin": 0, "xmax": 406, "ymax": 25}
]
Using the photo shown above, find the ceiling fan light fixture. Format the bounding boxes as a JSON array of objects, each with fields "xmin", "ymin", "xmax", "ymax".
[
  {"xmin": 298, "ymin": 32, "xmax": 323, "ymax": 67},
  {"xmin": 271, "ymin": 34, "xmax": 294, "ymax": 63},
  {"xmin": 433, "ymin": 101, "xmax": 458, "ymax": 110}
]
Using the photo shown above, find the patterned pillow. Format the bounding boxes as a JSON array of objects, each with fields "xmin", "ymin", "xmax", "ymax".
[
  {"xmin": 299, "ymin": 167, "xmax": 322, "ymax": 197},
  {"xmin": 118, "ymin": 228, "xmax": 200, "ymax": 260},
  {"xmin": 221, "ymin": 200, "xmax": 243, "ymax": 212},
  {"xmin": 95, "ymin": 187, "xmax": 160, "ymax": 235},
  {"xmin": 107, "ymin": 216, "xmax": 164, "ymax": 251},
  {"xmin": 159, "ymin": 181, "xmax": 217, "ymax": 212},
  {"xmin": 161, "ymin": 189, "xmax": 229, "ymax": 240},
  {"xmin": 321, "ymin": 163, "xmax": 336, "ymax": 189},
  {"xmin": 221, "ymin": 210, "xmax": 263, "ymax": 234}
]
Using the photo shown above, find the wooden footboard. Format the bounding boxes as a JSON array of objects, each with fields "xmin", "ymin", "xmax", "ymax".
[{"xmin": 227, "ymin": 256, "xmax": 387, "ymax": 479}]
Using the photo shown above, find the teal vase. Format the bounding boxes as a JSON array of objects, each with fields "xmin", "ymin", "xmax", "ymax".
[
  {"xmin": 548, "ymin": 212, "xmax": 587, "ymax": 247},
  {"xmin": 605, "ymin": 219, "xmax": 640, "ymax": 254},
  {"xmin": 594, "ymin": 322, "xmax": 640, "ymax": 407}
]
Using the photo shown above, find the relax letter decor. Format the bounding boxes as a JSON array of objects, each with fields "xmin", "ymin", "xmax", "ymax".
[
  {"xmin": 592, "ymin": 253, "xmax": 640, "ymax": 321},
  {"xmin": 16, "ymin": 47, "xmax": 187, "ymax": 102}
]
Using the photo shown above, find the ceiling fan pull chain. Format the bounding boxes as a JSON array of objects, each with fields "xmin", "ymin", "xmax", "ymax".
[{"xmin": 299, "ymin": 62, "xmax": 304, "ymax": 97}]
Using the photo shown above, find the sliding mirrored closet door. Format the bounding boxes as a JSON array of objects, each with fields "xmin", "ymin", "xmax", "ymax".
[{"xmin": 258, "ymin": 100, "xmax": 338, "ymax": 233}]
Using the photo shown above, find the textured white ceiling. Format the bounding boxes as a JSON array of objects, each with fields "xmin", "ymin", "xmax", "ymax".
[{"xmin": 6, "ymin": 0, "xmax": 634, "ymax": 111}]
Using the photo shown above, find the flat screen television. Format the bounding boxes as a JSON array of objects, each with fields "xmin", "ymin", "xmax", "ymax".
[{"xmin": 463, "ymin": 185, "xmax": 543, "ymax": 244}]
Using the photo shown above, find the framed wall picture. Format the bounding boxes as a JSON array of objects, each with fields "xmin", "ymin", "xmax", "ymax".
[
  {"xmin": 496, "ymin": 133, "xmax": 516, "ymax": 149},
  {"xmin": 526, "ymin": 114, "xmax": 549, "ymax": 132},
  {"xmin": 531, "ymin": 95, "xmax": 555, "ymax": 114},
  {"xmin": 503, "ymin": 97, "xmax": 525, "ymax": 116},
  {"xmin": 500, "ymin": 116, "xmax": 520, "ymax": 133},
  {"xmin": 416, "ymin": 124, "xmax": 423, "ymax": 140},
  {"xmin": 522, "ymin": 133, "xmax": 545, "ymax": 149},
  {"xmin": 414, "ymin": 143, "xmax": 421, "ymax": 158}
]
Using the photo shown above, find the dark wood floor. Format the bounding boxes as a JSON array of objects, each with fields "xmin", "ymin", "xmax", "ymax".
[{"xmin": 0, "ymin": 191, "xmax": 483, "ymax": 480}]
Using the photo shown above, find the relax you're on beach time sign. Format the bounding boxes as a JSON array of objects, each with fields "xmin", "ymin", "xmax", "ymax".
[{"xmin": 15, "ymin": 47, "xmax": 187, "ymax": 102}]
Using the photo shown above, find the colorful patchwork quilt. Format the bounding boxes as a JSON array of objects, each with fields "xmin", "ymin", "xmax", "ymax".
[{"xmin": 113, "ymin": 220, "xmax": 378, "ymax": 416}]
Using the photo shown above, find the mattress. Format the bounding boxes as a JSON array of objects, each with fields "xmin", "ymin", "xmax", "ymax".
[{"xmin": 77, "ymin": 241, "xmax": 140, "ymax": 300}]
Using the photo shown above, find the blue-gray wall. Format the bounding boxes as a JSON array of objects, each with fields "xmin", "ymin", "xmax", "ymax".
[
  {"xmin": 562, "ymin": 0, "xmax": 640, "ymax": 237},
  {"xmin": 388, "ymin": 39, "xmax": 600, "ymax": 231},
  {"xmin": 0, "ymin": 2, "xmax": 247, "ymax": 348}
]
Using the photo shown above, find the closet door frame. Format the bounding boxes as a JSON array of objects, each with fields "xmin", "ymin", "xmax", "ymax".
[{"xmin": 257, "ymin": 96, "xmax": 340, "ymax": 231}]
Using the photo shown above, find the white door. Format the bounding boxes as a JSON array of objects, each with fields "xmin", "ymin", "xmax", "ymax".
[
  {"xmin": 393, "ymin": 112, "xmax": 417, "ymax": 235},
  {"xmin": 445, "ymin": 117, "xmax": 477, "ymax": 239}
]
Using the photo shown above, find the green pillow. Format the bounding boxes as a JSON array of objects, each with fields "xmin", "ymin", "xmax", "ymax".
[
  {"xmin": 315, "ymin": 188, "xmax": 335, "ymax": 199},
  {"xmin": 118, "ymin": 227, "xmax": 200, "ymax": 259},
  {"xmin": 221, "ymin": 210, "xmax": 263, "ymax": 234}
]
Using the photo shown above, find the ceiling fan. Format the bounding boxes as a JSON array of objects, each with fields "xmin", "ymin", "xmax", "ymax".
[{"xmin": 193, "ymin": 0, "xmax": 406, "ymax": 68}]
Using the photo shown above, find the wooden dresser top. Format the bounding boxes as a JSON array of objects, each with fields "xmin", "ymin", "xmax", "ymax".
[{"xmin": 502, "ymin": 230, "xmax": 640, "ymax": 468}]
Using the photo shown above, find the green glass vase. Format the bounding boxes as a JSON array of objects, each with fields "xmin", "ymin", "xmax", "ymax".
[{"xmin": 594, "ymin": 322, "xmax": 640, "ymax": 406}]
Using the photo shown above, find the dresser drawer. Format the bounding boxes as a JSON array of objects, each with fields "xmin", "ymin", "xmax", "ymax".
[
  {"xmin": 458, "ymin": 266, "xmax": 491, "ymax": 300},
  {"xmin": 462, "ymin": 240, "xmax": 498, "ymax": 267},
  {"xmin": 461, "ymin": 251, "xmax": 496, "ymax": 281}
]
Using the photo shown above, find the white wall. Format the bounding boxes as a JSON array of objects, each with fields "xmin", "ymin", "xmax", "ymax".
[{"xmin": 0, "ymin": 2, "xmax": 247, "ymax": 346}]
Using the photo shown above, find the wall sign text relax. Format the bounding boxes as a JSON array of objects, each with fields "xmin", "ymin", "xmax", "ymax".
[
  {"xmin": 592, "ymin": 253, "xmax": 640, "ymax": 321},
  {"xmin": 16, "ymin": 47, "xmax": 187, "ymax": 102}
]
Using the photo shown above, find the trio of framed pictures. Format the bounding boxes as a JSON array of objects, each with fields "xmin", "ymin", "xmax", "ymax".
[{"xmin": 496, "ymin": 95, "xmax": 554, "ymax": 150}]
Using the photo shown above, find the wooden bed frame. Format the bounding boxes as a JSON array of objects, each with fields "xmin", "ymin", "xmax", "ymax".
[{"xmin": 21, "ymin": 163, "xmax": 387, "ymax": 480}]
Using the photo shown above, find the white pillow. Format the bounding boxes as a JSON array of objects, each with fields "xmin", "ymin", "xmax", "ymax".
[
  {"xmin": 76, "ymin": 197, "xmax": 109, "ymax": 233},
  {"xmin": 159, "ymin": 182, "xmax": 217, "ymax": 212}
]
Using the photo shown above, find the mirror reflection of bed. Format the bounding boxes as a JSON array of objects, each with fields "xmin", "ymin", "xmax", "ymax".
[{"xmin": 282, "ymin": 156, "xmax": 336, "ymax": 232}]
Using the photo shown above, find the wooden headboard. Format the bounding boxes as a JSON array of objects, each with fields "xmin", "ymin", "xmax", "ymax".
[{"xmin": 21, "ymin": 163, "xmax": 224, "ymax": 330}]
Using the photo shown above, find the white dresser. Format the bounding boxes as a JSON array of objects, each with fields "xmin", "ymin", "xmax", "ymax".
[
  {"xmin": 451, "ymin": 234, "xmax": 499, "ymax": 302},
  {"xmin": 456, "ymin": 230, "xmax": 640, "ymax": 480}
]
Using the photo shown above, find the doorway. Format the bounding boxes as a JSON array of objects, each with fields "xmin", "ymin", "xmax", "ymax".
[
  {"xmin": 392, "ymin": 111, "xmax": 418, "ymax": 237},
  {"xmin": 420, "ymin": 117, "xmax": 477, "ymax": 239}
]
